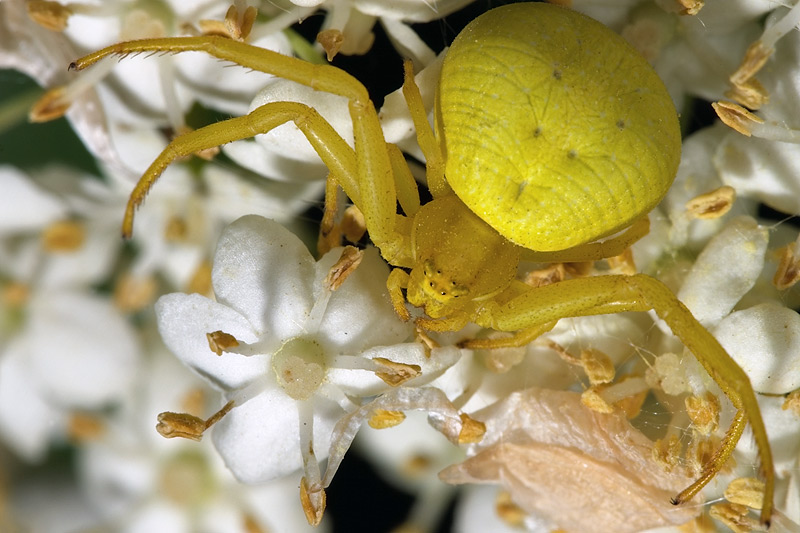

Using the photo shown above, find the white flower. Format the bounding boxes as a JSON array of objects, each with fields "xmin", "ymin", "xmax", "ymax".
[
  {"xmin": 76, "ymin": 342, "xmax": 326, "ymax": 533},
  {"xmin": 155, "ymin": 215, "xmax": 457, "ymax": 491},
  {"xmin": 0, "ymin": 289, "xmax": 140, "ymax": 461}
]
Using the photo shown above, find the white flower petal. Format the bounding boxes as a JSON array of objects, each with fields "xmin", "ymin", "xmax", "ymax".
[
  {"xmin": 212, "ymin": 215, "xmax": 316, "ymax": 338},
  {"xmin": 221, "ymin": 139, "xmax": 328, "ymax": 182},
  {"xmin": 124, "ymin": 501, "xmax": 190, "ymax": 533},
  {"xmin": 714, "ymin": 303, "xmax": 800, "ymax": 394},
  {"xmin": 174, "ymin": 33, "xmax": 292, "ymax": 116},
  {"xmin": 27, "ymin": 291, "xmax": 139, "ymax": 408},
  {"xmin": 453, "ymin": 485, "xmax": 529, "ymax": 533},
  {"xmin": 0, "ymin": 340, "xmax": 62, "ymax": 461},
  {"xmin": 212, "ymin": 388, "xmax": 340, "ymax": 483},
  {"xmin": 155, "ymin": 293, "xmax": 265, "ymax": 391},
  {"xmin": 354, "ymin": 0, "xmax": 475, "ymax": 22},
  {"xmin": 316, "ymin": 247, "xmax": 412, "ymax": 353},
  {"xmin": 249, "ymin": 78, "xmax": 353, "ymax": 161},
  {"xmin": 677, "ymin": 216, "xmax": 768, "ymax": 327},
  {"xmin": 715, "ymin": 133, "xmax": 800, "ymax": 216},
  {"xmin": 203, "ymin": 164, "xmax": 325, "ymax": 225},
  {"xmin": 0, "ymin": 166, "xmax": 66, "ymax": 236}
]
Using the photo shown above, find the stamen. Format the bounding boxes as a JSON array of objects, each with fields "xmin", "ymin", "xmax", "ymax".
[
  {"xmin": 368, "ymin": 409, "xmax": 406, "ymax": 429},
  {"xmin": 495, "ymin": 491, "xmax": 527, "ymax": 527},
  {"xmin": 685, "ymin": 392, "xmax": 721, "ymax": 436},
  {"xmin": 730, "ymin": 1, "xmax": 800, "ymax": 88},
  {"xmin": 1, "ymin": 282, "xmax": 29, "ymax": 308},
  {"xmin": 675, "ymin": 0, "xmax": 703, "ymax": 15},
  {"xmin": 156, "ymin": 400, "xmax": 234, "ymax": 441},
  {"xmin": 710, "ymin": 502, "xmax": 760, "ymax": 532},
  {"xmin": 725, "ymin": 478, "xmax": 765, "ymax": 510},
  {"xmin": 113, "ymin": 273, "xmax": 158, "ymax": 312},
  {"xmin": 26, "ymin": 1, "xmax": 72, "ymax": 31},
  {"xmin": 186, "ymin": 259, "xmax": 212, "ymax": 295},
  {"xmin": 317, "ymin": 29, "xmax": 344, "ymax": 62},
  {"xmin": 685, "ymin": 186, "xmax": 736, "ymax": 220},
  {"xmin": 457, "ymin": 413, "xmax": 485, "ymax": 444},
  {"xmin": 297, "ymin": 398, "xmax": 326, "ymax": 526},
  {"xmin": 782, "ymin": 389, "xmax": 800, "ymax": 415},
  {"xmin": 206, "ymin": 330, "xmax": 240, "ymax": 356},
  {"xmin": 711, "ymin": 101, "xmax": 762, "ymax": 137},
  {"xmin": 323, "ymin": 246, "xmax": 363, "ymax": 290},
  {"xmin": 323, "ymin": 388, "xmax": 465, "ymax": 488},
  {"xmin": 715, "ymin": 101, "xmax": 800, "ymax": 143},
  {"xmin": 773, "ymin": 234, "xmax": 800, "ymax": 290},
  {"xmin": 372, "ymin": 357, "xmax": 422, "ymax": 386},
  {"xmin": 41, "ymin": 220, "xmax": 85, "ymax": 252},
  {"xmin": 652, "ymin": 434, "xmax": 682, "ymax": 472},
  {"xmin": 30, "ymin": 56, "xmax": 116, "ymax": 122},
  {"xmin": 67, "ymin": 412, "xmax": 105, "ymax": 441}
]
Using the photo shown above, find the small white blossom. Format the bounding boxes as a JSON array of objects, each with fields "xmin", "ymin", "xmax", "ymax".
[{"xmin": 156, "ymin": 215, "xmax": 457, "ymax": 488}]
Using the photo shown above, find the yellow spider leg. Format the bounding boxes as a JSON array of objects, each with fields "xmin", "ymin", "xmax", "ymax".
[
  {"xmin": 387, "ymin": 268, "xmax": 411, "ymax": 321},
  {"xmin": 72, "ymin": 37, "xmax": 401, "ymax": 252},
  {"xmin": 519, "ymin": 216, "xmax": 650, "ymax": 263},
  {"xmin": 478, "ymin": 273, "xmax": 774, "ymax": 526},
  {"xmin": 120, "ymin": 101, "xmax": 358, "ymax": 238},
  {"xmin": 387, "ymin": 143, "xmax": 420, "ymax": 217},
  {"xmin": 401, "ymin": 59, "xmax": 449, "ymax": 198},
  {"xmin": 459, "ymin": 321, "xmax": 557, "ymax": 350}
]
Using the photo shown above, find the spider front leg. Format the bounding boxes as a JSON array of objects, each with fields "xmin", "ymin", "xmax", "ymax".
[
  {"xmin": 475, "ymin": 273, "xmax": 775, "ymax": 527},
  {"xmin": 71, "ymin": 36, "xmax": 407, "ymax": 255}
]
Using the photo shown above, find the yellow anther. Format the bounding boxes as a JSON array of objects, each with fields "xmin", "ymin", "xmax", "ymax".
[
  {"xmin": 317, "ymin": 29, "xmax": 345, "ymax": 62},
  {"xmin": 323, "ymin": 246, "xmax": 364, "ymax": 291},
  {"xmin": 206, "ymin": 330, "xmax": 240, "ymax": 356},
  {"xmin": 580, "ymin": 348, "xmax": 615, "ymax": 386},
  {"xmin": 685, "ymin": 186, "xmax": 736, "ymax": 220},
  {"xmin": 581, "ymin": 386, "xmax": 615, "ymax": 414},
  {"xmin": 730, "ymin": 41, "xmax": 772, "ymax": 86},
  {"xmin": 68, "ymin": 412, "xmax": 105, "ymax": 441},
  {"xmin": 685, "ymin": 392, "xmax": 721, "ymax": 436},
  {"xmin": 372, "ymin": 357, "xmax": 421, "ymax": 387},
  {"xmin": 156, "ymin": 400, "xmax": 234, "ymax": 441},
  {"xmin": 782, "ymin": 390, "xmax": 800, "ymax": 416},
  {"xmin": 725, "ymin": 78, "xmax": 769, "ymax": 110},
  {"xmin": 523, "ymin": 263, "xmax": 566, "ymax": 287},
  {"xmin": 495, "ymin": 490, "xmax": 526, "ymax": 527},
  {"xmin": 652, "ymin": 434, "xmax": 682, "ymax": 472},
  {"xmin": 725, "ymin": 478, "xmax": 765, "ymax": 510},
  {"xmin": 187, "ymin": 260, "xmax": 213, "ymax": 295},
  {"xmin": 710, "ymin": 502, "xmax": 759, "ymax": 533},
  {"xmin": 41, "ymin": 220, "xmax": 85, "ymax": 252},
  {"xmin": 113, "ymin": 273, "xmax": 158, "ymax": 312},
  {"xmin": 712, "ymin": 101, "xmax": 764, "ymax": 137},
  {"xmin": 299, "ymin": 477, "xmax": 326, "ymax": 526},
  {"xmin": 26, "ymin": 1, "xmax": 72, "ymax": 31},
  {"xmin": 773, "ymin": 238, "xmax": 800, "ymax": 291},
  {"xmin": 368, "ymin": 409, "xmax": 406, "ymax": 429},
  {"xmin": 457, "ymin": 413, "xmax": 486, "ymax": 444}
]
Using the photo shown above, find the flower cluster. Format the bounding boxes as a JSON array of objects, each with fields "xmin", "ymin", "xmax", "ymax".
[{"xmin": 1, "ymin": 1, "xmax": 800, "ymax": 532}]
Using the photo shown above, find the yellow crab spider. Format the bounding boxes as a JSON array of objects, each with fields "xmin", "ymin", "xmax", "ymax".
[{"xmin": 71, "ymin": 2, "xmax": 774, "ymax": 525}]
